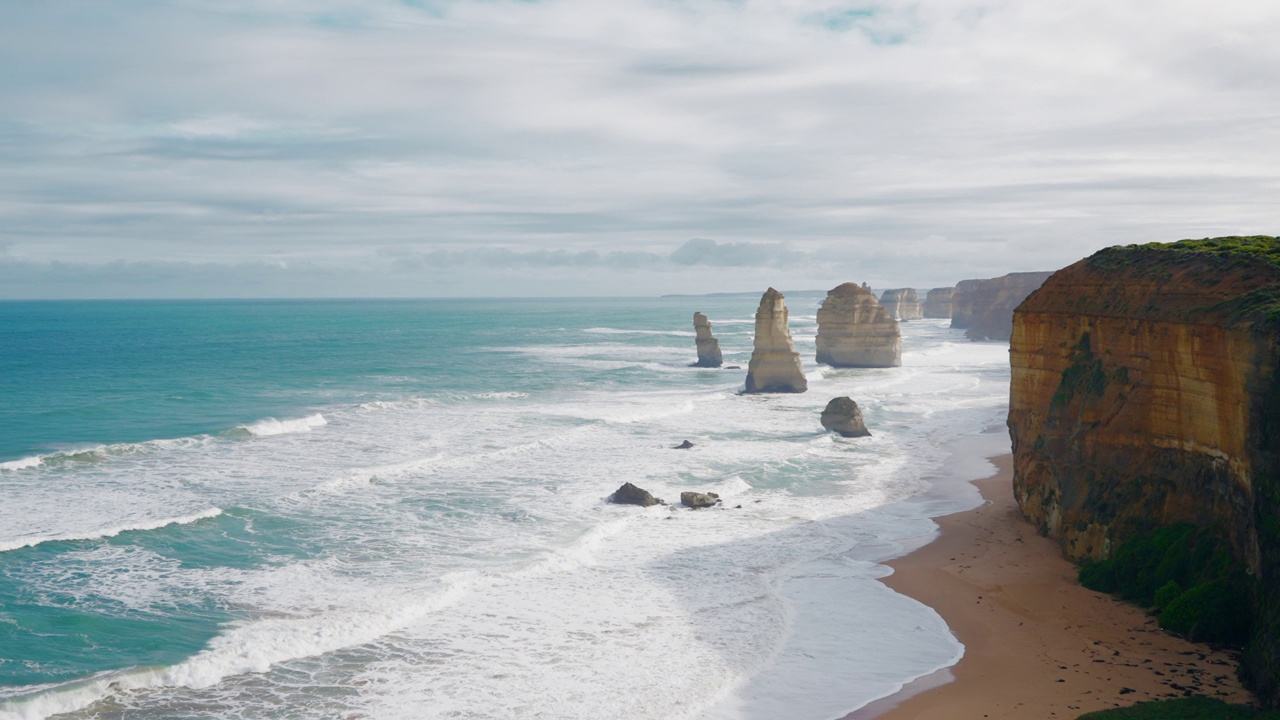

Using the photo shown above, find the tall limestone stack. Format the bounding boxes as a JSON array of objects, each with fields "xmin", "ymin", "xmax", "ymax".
[
  {"xmin": 922, "ymin": 287, "xmax": 954, "ymax": 318},
  {"xmin": 744, "ymin": 288, "xmax": 807, "ymax": 393},
  {"xmin": 690, "ymin": 312, "xmax": 723, "ymax": 368},
  {"xmin": 814, "ymin": 283, "xmax": 901, "ymax": 367},
  {"xmin": 1007, "ymin": 236, "xmax": 1280, "ymax": 705},
  {"xmin": 879, "ymin": 288, "xmax": 923, "ymax": 321},
  {"xmin": 964, "ymin": 271, "xmax": 1053, "ymax": 341},
  {"xmin": 949, "ymin": 279, "xmax": 982, "ymax": 328}
]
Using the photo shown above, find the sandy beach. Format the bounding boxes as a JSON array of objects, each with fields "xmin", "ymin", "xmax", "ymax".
[{"xmin": 850, "ymin": 455, "xmax": 1255, "ymax": 720}]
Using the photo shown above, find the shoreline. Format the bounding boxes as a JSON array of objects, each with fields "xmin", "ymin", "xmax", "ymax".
[{"xmin": 848, "ymin": 454, "xmax": 1254, "ymax": 720}]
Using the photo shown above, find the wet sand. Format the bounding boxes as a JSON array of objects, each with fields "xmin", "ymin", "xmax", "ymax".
[{"xmin": 849, "ymin": 455, "xmax": 1253, "ymax": 720}]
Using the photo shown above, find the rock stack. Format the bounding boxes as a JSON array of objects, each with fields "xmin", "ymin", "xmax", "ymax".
[
  {"xmin": 690, "ymin": 312, "xmax": 723, "ymax": 368},
  {"xmin": 922, "ymin": 287, "xmax": 954, "ymax": 319},
  {"xmin": 744, "ymin": 288, "xmax": 807, "ymax": 394},
  {"xmin": 814, "ymin": 283, "xmax": 901, "ymax": 367},
  {"xmin": 879, "ymin": 288, "xmax": 923, "ymax": 321}
]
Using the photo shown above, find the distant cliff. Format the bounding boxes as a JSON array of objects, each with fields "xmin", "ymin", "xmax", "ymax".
[
  {"xmin": 950, "ymin": 279, "xmax": 981, "ymax": 329},
  {"xmin": 922, "ymin": 287, "xmax": 953, "ymax": 319},
  {"xmin": 1008, "ymin": 236, "xmax": 1280, "ymax": 705},
  {"xmin": 964, "ymin": 272, "xmax": 1052, "ymax": 341}
]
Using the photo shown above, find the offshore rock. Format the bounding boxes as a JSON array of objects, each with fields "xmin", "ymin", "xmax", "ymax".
[
  {"xmin": 923, "ymin": 287, "xmax": 954, "ymax": 319},
  {"xmin": 744, "ymin": 288, "xmax": 807, "ymax": 393},
  {"xmin": 950, "ymin": 279, "xmax": 982, "ymax": 329},
  {"xmin": 690, "ymin": 312, "xmax": 724, "ymax": 368},
  {"xmin": 680, "ymin": 491, "xmax": 720, "ymax": 509},
  {"xmin": 673, "ymin": 440, "xmax": 694, "ymax": 450},
  {"xmin": 815, "ymin": 283, "xmax": 901, "ymax": 368},
  {"xmin": 820, "ymin": 397, "xmax": 871, "ymax": 437},
  {"xmin": 609, "ymin": 482, "xmax": 664, "ymax": 507},
  {"xmin": 879, "ymin": 288, "xmax": 924, "ymax": 321},
  {"xmin": 965, "ymin": 272, "xmax": 1053, "ymax": 341},
  {"xmin": 1006, "ymin": 236, "xmax": 1280, "ymax": 705}
]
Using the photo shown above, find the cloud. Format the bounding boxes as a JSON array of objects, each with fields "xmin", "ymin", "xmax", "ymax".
[{"xmin": 1, "ymin": 0, "xmax": 1278, "ymax": 296}]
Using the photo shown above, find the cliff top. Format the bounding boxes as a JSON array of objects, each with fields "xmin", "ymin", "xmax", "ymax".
[{"xmin": 1036, "ymin": 235, "xmax": 1280, "ymax": 328}]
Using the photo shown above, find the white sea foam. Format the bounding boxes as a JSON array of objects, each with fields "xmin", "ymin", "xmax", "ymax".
[
  {"xmin": 0, "ymin": 508, "xmax": 223, "ymax": 553},
  {"xmin": 235, "ymin": 413, "xmax": 327, "ymax": 437},
  {"xmin": 0, "ymin": 456, "xmax": 43, "ymax": 471}
]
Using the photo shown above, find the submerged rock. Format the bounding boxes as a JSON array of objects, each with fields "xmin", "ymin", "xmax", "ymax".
[
  {"xmin": 744, "ymin": 288, "xmax": 807, "ymax": 393},
  {"xmin": 879, "ymin": 288, "xmax": 924, "ymax": 321},
  {"xmin": 690, "ymin": 312, "xmax": 724, "ymax": 368},
  {"xmin": 680, "ymin": 491, "xmax": 720, "ymax": 509},
  {"xmin": 609, "ymin": 482, "xmax": 664, "ymax": 507},
  {"xmin": 673, "ymin": 440, "xmax": 694, "ymax": 449},
  {"xmin": 815, "ymin": 282, "xmax": 901, "ymax": 368},
  {"xmin": 820, "ymin": 397, "xmax": 871, "ymax": 437}
]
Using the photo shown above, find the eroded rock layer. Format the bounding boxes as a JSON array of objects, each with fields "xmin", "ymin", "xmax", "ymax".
[
  {"xmin": 923, "ymin": 287, "xmax": 954, "ymax": 319},
  {"xmin": 815, "ymin": 283, "xmax": 901, "ymax": 368},
  {"xmin": 1007, "ymin": 237, "xmax": 1280, "ymax": 704},
  {"xmin": 964, "ymin": 271, "xmax": 1053, "ymax": 341},
  {"xmin": 744, "ymin": 288, "xmax": 807, "ymax": 393},
  {"xmin": 691, "ymin": 312, "xmax": 723, "ymax": 368},
  {"xmin": 879, "ymin": 288, "xmax": 923, "ymax": 321}
]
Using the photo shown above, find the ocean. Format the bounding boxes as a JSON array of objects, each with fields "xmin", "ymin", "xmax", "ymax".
[{"xmin": 0, "ymin": 297, "xmax": 1011, "ymax": 720}]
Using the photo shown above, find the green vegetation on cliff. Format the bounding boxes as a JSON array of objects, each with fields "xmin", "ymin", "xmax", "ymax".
[
  {"xmin": 1077, "ymin": 697, "xmax": 1280, "ymax": 720},
  {"xmin": 1080, "ymin": 523, "xmax": 1251, "ymax": 645}
]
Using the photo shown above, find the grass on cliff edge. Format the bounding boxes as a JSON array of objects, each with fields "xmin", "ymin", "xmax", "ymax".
[
  {"xmin": 1077, "ymin": 697, "xmax": 1280, "ymax": 719},
  {"xmin": 1132, "ymin": 236, "xmax": 1280, "ymax": 266}
]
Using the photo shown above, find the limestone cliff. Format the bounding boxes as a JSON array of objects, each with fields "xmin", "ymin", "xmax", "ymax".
[
  {"xmin": 880, "ymin": 288, "xmax": 923, "ymax": 321},
  {"xmin": 691, "ymin": 312, "xmax": 723, "ymax": 368},
  {"xmin": 815, "ymin": 283, "xmax": 901, "ymax": 368},
  {"xmin": 922, "ymin": 287, "xmax": 954, "ymax": 319},
  {"xmin": 964, "ymin": 272, "xmax": 1053, "ymax": 341},
  {"xmin": 1007, "ymin": 236, "xmax": 1280, "ymax": 705},
  {"xmin": 745, "ymin": 288, "xmax": 807, "ymax": 393},
  {"xmin": 950, "ymin": 279, "xmax": 982, "ymax": 329}
]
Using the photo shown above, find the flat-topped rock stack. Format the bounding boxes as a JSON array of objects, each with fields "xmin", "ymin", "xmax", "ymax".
[
  {"xmin": 690, "ymin": 312, "xmax": 723, "ymax": 368},
  {"xmin": 879, "ymin": 288, "xmax": 923, "ymax": 321},
  {"xmin": 922, "ymin": 287, "xmax": 954, "ymax": 319},
  {"xmin": 744, "ymin": 288, "xmax": 807, "ymax": 394},
  {"xmin": 815, "ymin": 283, "xmax": 901, "ymax": 368}
]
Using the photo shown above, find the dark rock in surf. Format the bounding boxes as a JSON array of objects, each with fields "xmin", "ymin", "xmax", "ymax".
[
  {"xmin": 820, "ymin": 397, "xmax": 871, "ymax": 438},
  {"xmin": 610, "ymin": 482, "xmax": 665, "ymax": 507},
  {"xmin": 673, "ymin": 440, "xmax": 694, "ymax": 449},
  {"xmin": 681, "ymin": 491, "xmax": 720, "ymax": 509}
]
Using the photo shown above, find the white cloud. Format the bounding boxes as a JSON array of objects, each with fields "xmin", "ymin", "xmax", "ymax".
[{"xmin": 1, "ymin": 0, "xmax": 1278, "ymax": 296}]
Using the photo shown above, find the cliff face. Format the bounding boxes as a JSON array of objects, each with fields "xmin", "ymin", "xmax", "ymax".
[
  {"xmin": 950, "ymin": 279, "xmax": 982, "ymax": 329},
  {"xmin": 815, "ymin": 283, "xmax": 901, "ymax": 368},
  {"xmin": 965, "ymin": 272, "xmax": 1053, "ymax": 341},
  {"xmin": 1008, "ymin": 237, "xmax": 1280, "ymax": 704},
  {"xmin": 745, "ymin": 288, "xmax": 807, "ymax": 393},
  {"xmin": 691, "ymin": 312, "xmax": 723, "ymax": 368},
  {"xmin": 922, "ymin": 287, "xmax": 954, "ymax": 319},
  {"xmin": 880, "ymin": 288, "xmax": 923, "ymax": 321}
]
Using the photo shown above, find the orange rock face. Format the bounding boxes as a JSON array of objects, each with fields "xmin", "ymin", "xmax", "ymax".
[{"xmin": 1008, "ymin": 240, "xmax": 1280, "ymax": 704}]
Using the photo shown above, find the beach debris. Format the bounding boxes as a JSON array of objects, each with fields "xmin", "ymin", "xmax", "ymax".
[
  {"xmin": 681, "ymin": 491, "xmax": 720, "ymax": 509},
  {"xmin": 821, "ymin": 397, "xmax": 871, "ymax": 438},
  {"xmin": 609, "ymin": 482, "xmax": 665, "ymax": 507},
  {"xmin": 673, "ymin": 440, "xmax": 694, "ymax": 449},
  {"xmin": 689, "ymin": 312, "xmax": 724, "ymax": 368}
]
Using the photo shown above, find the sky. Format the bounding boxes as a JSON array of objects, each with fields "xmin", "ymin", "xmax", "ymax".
[{"xmin": 1, "ymin": 0, "xmax": 1278, "ymax": 298}]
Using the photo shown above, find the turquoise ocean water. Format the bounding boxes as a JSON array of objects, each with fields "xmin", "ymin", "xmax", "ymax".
[{"xmin": 0, "ymin": 297, "xmax": 1010, "ymax": 720}]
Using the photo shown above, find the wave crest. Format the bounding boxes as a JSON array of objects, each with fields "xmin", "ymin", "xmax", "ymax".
[{"xmin": 0, "ymin": 508, "xmax": 224, "ymax": 554}]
